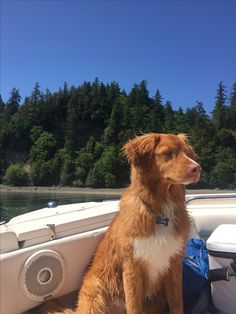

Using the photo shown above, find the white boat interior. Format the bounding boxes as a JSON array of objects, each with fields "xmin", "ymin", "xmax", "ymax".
[{"xmin": 0, "ymin": 193, "xmax": 236, "ymax": 314}]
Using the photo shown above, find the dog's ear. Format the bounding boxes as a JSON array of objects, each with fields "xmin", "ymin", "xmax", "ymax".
[
  {"xmin": 124, "ymin": 133, "xmax": 160, "ymax": 167},
  {"xmin": 177, "ymin": 134, "xmax": 198, "ymax": 160},
  {"xmin": 177, "ymin": 133, "xmax": 190, "ymax": 146}
]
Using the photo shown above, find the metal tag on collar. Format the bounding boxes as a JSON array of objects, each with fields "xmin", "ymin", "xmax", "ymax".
[{"xmin": 156, "ymin": 217, "xmax": 169, "ymax": 227}]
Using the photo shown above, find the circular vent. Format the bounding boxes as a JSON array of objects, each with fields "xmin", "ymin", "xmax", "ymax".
[{"xmin": 20, "ymin": 250, "xmax": 65, "ymax": 301}]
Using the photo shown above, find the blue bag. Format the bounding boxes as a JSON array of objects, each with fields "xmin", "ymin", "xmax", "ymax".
[{"xmin": 183, "ymin": 238, "xmax": 219, "ymax": 314}]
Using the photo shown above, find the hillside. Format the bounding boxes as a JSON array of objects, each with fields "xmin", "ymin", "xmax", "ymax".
[{"xmin": 0, "ymin": 80, "xmax": 235, "ymax": 188}]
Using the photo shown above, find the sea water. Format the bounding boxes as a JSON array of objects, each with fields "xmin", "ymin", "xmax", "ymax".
[{"xmin": 0, "ymin": 192, "xmax": 119, "ymax": 222}]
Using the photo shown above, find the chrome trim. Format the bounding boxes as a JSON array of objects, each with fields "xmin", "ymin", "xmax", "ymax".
[{"xmin": 47, "ymin": 224, "xmax": 56, "ymax": 240}]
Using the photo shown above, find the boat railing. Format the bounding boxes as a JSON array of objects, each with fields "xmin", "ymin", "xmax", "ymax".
[{"xmin": 186, "ymin": 193, "xmax": 236, "ymax": 205}]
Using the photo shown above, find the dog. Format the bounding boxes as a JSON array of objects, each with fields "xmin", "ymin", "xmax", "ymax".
[{"xmin": 44, "ymin": 133, "xmax": 201, "ymax": 314}]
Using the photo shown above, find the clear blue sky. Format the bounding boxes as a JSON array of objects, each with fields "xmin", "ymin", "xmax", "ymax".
[{"xmin": 1, "ymin": 0, "xmax": 236, "ymax": 113}]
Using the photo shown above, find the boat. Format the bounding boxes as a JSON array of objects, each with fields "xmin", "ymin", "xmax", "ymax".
[{"xmin": 0, "ymin": 193, "xmax": 236, "ymax": 314}]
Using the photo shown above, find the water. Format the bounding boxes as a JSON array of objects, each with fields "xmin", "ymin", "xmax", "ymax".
[
  {"xmin": 0, "ymin": 192, "xmax": 120, "ymax": 223},
  {"xmin": 1, "ymin": 189, "xmax": 233, "ymax": 223}
]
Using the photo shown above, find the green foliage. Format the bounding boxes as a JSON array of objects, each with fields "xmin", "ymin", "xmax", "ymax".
[
  {"xmin": 30, "ymin": 126, "xmax": 44, "ymax": 144},
  {"xmin": 217, "ymin": 128, "xmax": 235, "ymax": 147},
  {"xmin": 57, "ymin": 149, "xmax": 75, "ymax": 186},
  {"xmin": 1, "ymin": 80, "xmax": 236, "ymax": 188},
  {"xmin": 3, "ymin": 164, "xmax": 29, "ymax": 186},
  {"xmin": 73, "ymin": 137, "xmax": 103, "ymax": 187},
  {"xmin": 0, "ymin": 95, "xmax": 5, "ymax": 113},
  {"xmin": 0, "ymin": 157, "xmax": 5, "ymax": 181},
  {"xmin": 28, "ymin": 131, "xmax": 59, "ymax": 186},
  {"xmin": 30, "ymin": 158, "xmax": 59, "ymax": 186},
  {"xmin": 104, "ymin": 97, "xmax": 125, "ymax": 144},
  {"xmin": 210, "ymin": 148, "xmax": 236, "ymax": 188},
  {"xmin": 30, "ymin": 131, "xmax": 57, "ymax": 163},
  {"xmin": 85, "ymin": 146, "xmax": 126, "ymax": 187},
  {"xmin": 6, "ymin": 88, "xmax": 21, "ymax": 116},
  {"xmin": 212, "ymin": 81, "xmax": 229, "ymax": 130},
  {"xmin": 229, "ymin": 82, "xmax": 236, "ymax": 130}
]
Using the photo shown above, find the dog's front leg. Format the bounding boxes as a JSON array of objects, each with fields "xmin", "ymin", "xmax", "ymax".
[
  {"xmin": 164, "ymin": 255, "xmax": 184, "ymax": 314},
  {"xmin": 122, "ymin": 261, "xmax": 143, "ymax": 314}
]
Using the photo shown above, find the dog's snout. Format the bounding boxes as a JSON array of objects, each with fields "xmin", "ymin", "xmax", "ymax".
[{"xmin": 190, "ymin": 163, "xmax": 202, "ymax": 174}]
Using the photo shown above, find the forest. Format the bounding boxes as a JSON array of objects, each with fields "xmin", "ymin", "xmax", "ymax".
[{"xmin": 0, "ymin": 79, "xmax": 235, "ymax": 188}]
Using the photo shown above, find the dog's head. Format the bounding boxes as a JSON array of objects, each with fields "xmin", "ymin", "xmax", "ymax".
[{"xmin": 124, "ymin": 133, "xmax": 201, "ymax": 185}]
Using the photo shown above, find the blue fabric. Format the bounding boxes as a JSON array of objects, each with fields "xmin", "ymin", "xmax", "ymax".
[{"xmin": 183, "ymin": 238, "xmax": 219, "ymax": 314}]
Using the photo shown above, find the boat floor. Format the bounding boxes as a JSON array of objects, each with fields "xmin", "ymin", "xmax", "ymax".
[{"xmin": 26, "ymin": 291, "xmax": 171, "ymax": 314}]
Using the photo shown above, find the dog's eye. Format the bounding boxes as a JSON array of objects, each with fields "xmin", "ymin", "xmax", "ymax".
[{"xmin": 163, "ymin": 151, "xmax": 173, "ymax": 159}]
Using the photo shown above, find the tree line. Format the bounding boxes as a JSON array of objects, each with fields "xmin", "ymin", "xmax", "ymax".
[{"xmin": 0, "ymin": 79, "xmax": 235, "ymax": 188}]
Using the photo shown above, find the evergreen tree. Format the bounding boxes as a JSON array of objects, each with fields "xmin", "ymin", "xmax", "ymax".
[
  {"xmin": 128, "ymin": 80, "xmax": 150, "ymax": 107},
  {"xmin": 164, "ymin": 101, "xmax": 175, "ymax": 132},
  {"xmin": 154, "ymin": 89, "xmax": 165, "ymax": 120},
  {"xmin": 64, "ymin": 91, "xmax": 80, "ymax": 155},
  {"xmin": 229, "ymin": 82, "xmax": 236, "ymax": 130},
  {"xmin": 31, "ymin": 82, "xmax": 44, "ymax": 104},
  {"xmin": 79, "ymin": 82, "xmax": 92, "ymax": 120},
  {"xmin": 0, "ymin": 95, "xmax": 5, "ymax": 113},
  {"xmin": 1, "ymin": 79, "xmax": 235, "ymax": 188},
  {"xmin": 174, "ymin": 107, "xmax": 186, "ymax": 133},
  {"xmin": 107, "ymin": 81, "xmax": 120, "ymax": 105},
  {"xmin": 6, "ymin": 88, "xmax": 21, "ymax": 116},
  {"xmin": 90, "ymin": 78, "xmax": 111, "ymax": 127},
  {"xmin": 212, "ymin": 81, "xmax": 228, "ymax": 130},
  {"xmin": 148, "ymin": 89, "xmax": 165, "ymax": 132},
  {"xmin": 128, "ymin": 81, "xmax": 151, "ymax": 133},
  {"xmin": 104, "ymin": 97, "xmax": 124, "ymax": 145},
  {"xmin": 118, "ymin": 96, "xmax": 135, "ymax": 143},
  {"xmin": 185, "ymin": 102, "xmax": 209, "ymax": 135}
]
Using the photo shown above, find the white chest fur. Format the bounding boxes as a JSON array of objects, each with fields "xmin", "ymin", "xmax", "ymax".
[
  {"xmin": 132, "ymin": 202, "xmax": 184, "ymax": 284},
  {"xmin": 133, "ymin": 228, "xmax": 183, "ymax": 283}
]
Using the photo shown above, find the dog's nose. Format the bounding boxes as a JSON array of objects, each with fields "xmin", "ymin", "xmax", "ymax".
[{"xmin": 190, "ymin": 164, "xmax": 202, "ymax": 174}]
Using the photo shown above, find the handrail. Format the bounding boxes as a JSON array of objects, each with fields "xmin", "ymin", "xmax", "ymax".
[{"xmin": 186, "ymin": 193, "xmax": 236, "ymax": 205}]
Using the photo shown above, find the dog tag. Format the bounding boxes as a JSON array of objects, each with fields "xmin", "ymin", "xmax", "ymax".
[{"xmin": 156, "ymin": 217, "xmax": 169, "ymax": 227}]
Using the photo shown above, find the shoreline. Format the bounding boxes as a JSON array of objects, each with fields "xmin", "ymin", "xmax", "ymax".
[
  {"xmin": 0, "ymin": 185, "xmax": 124, "ymax": 196},
  {"xmin": 0, "ymin": 184, "xmax": 235, "ymax": 196}
]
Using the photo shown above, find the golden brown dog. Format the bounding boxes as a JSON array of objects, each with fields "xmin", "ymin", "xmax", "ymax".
[{"xmin": 45, "ymin": 133, "xmax": 201, "ymax": 314}]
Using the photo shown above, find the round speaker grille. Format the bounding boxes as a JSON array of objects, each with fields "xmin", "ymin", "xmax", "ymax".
[{"xmin": 20, "ymin": 250, "xmax": 65, "ymax": 301}]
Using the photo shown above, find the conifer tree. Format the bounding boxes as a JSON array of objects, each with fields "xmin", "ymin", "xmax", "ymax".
[
  {"xmin": 146, "ymin": 89, "xmax": 164, "ymax": 133},
  {"xmin": 107, "ymin": 82, "xmax": 120, "ymax": 104},
  {"xmin": 128, "ymin": 80, "xmax": 150, "ymax": 107},
  {"xmin": 153, "ymin": 89, "xmax": 165, "ymax": 131},
  {"xmin": 212, "ymin": 81, "xmax": 228, "ymax": 130},
  {"xmin": 6, "ymin": 88, "xmax": 21, "ymax": 115},
  {"xmin": 0, "ymin": 95, "xmax": 5, "ymax": 113},
  {"xmin": 104, "ymin": 98, "xmax": 124, "ymax": 145},
  {"xmin": 174, "ymin": 107, "xmax": 186, "ymax": 133},
  {"xmin": 164, "ymin": 101, "xmax": 175, "ymax": 132},
  {"xmin": 64, "ymin": 91, "xmax": 79, "ymax": 155},
  {"xmin": 229, "ymin": 82, "xmax": 236, "ymax": 130},
  {"xmin": 31, "ymin": 82, "xmax": 43, "ymax": 104},
  {"xmin": 154, "ymin": 89, "xmax": 164, "ymax": 118},
  {"xmin": 0, "ymin": 79, "xmax": 235, "ymax": 188},
  {"xmin": 79, "ymin": 82, "xmax": 92, "ymax": 120}
]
